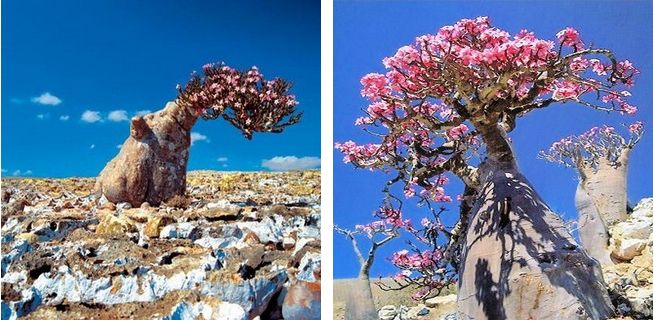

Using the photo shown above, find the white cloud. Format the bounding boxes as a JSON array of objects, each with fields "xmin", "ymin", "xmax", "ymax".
[
  {"xmin": 11, "ymin": 170, "xmax": 32, "ymax": 176},
  {"xmin": 135, "ymin": 110, "xmax": 151, "ymax": 116},
  {"xmin": 31, "ymin": 92, "xmax": 62, "ymax": 106},
  {"xmin": 261, "ymin": 156, "xmax": 321, "ymax": 171},
  {"xmin": 90, "ymin": 144, "xmax": 96, "ymax": 149},
  {"xmin": 81, "ymin": 110, "xmax": 102, "ymax": 123},
  {"xmin": 108, "ymin": 110, "xmax": 129, "ymax": 122},
  {"xmin": 190, "ymin": 132, "xmax": 209, "ymax": 145},
  {"xmin": 117, "ymin": 144, "xmax": 123, "ymax": 149},
  {"xmin": 1, "ymin": 169, "xmax": 6, "ymax": 173},
  {"xmin": 36, "ymin": 114, "xmax": 46, "ymax": 119},
  {"xmin": 217, "ymin": 157, "xmax": 229, "ymax": 162},
  {"xmin": 222, "ymin": 164, "xmax": 228, "ymax": 168},
  {"xmin": 59, "ymin": 115, "xmax": 70, "ymax": 121}
]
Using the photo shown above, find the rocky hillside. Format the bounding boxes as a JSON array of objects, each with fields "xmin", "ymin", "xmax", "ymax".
[
  {"xmin": 1, "ymin": 171, "xmax": 321, "ymax": 320},
  {"xmin": 604, "ymin": 197, "xmax": 653, "ymax": 319}
]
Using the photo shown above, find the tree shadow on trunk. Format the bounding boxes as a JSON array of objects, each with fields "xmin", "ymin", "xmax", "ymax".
[{"xmin": 459, "ymin": 168, "xmax": 613, "ymax": 319}]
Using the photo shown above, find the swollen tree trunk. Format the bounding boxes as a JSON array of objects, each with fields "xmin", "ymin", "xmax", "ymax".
[
  {"xmin": 575, "ymin": 181, "xmax": 613, "ymax": 265},
  {"xmin": 95, "ymin": 100, "xmax": 198, "ymax": 206},
  {"xmin": 345, "ymin": 257, "xmax": 378, "ymax": 319},
  {"xmin": 574, "ymin": 150, "xmax": 629, "ymax": 264},
  {"xmin": 457, "ymin": 123, "xmax": 614, "ymax": 319},
  {"xmin": 580, "ymin": 152, "xmax": 629, "ymax": 227}
]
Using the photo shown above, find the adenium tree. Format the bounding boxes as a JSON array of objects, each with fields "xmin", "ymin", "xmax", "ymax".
[
  {"xmin": 96, "ymin": 63, "xmax": 301, "ymax": 206},
  {"xmin": 334, "ymin": 216, "xmax": 399, "ymax": 319},
  {"xmin": 336, "ymin": 16, "xmax": 640, "ymax": 319},
  {"xmin": 540, "ymin": 122, "xmax": 644, "ymax": 264}
]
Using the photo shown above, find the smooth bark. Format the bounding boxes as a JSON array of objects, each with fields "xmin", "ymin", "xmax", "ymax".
[
  {"xmin": 345, "ymin": 275, "xmax": 378, "ymax": 320},
  {"xmin": 95, "ymin": 100, "xmax": 198, "ymax": 206},
  {"xmin": 575, "ymin": 181, "xmax": 613, "ymax": 265},
  {"xmin": 574, "ymin": 149, "xmax": 629, "ymax": 264},
  {"xmin": 457, "ymin": 122, "xmax": 614, "ymax": 319}
]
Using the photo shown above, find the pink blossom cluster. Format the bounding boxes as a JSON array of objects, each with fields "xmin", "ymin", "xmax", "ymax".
[
  {"xmin": 334, "ymin": 140, "xmax": 383, "ymax": 166},
  {"xmin": 556, "ymin": 27, "xmax": 584, "ymax": 48},
  {"xmin": 355, "ymin": 220, "xmax": 387, "ymax": 238},
  {"xmin": 377, "ymin": 207, "xmax": 413, "ymax": 229},
  {"xmin": 177, "ymin": 62, "xmax": 301, "ymax": 139},
  {"xmin": 541, "ymin": 121, "xmax": 645, "ymax": 169},
  {"xmin": 446, "ymin": 124, "xmax": 470, "ymax": 140},
  {"xmin": 390, "ymin": 249, "xmax": 442, "ymax": 270}
]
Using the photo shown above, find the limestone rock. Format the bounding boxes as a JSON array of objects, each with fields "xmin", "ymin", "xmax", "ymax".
[
  {"xmin": 95, "ymin": 211, "xmax": 137, "ymax": 235},
  {"xmin": 159, "ymin": 222, "xmax": 201, "ymax": 240},
  {"xmin": 1, "ymin": 171, "xmax": 320, "ymax": 320},
  {"xmin": 143, "ymin": 215, "xmax": 174, "ymax": 238},
  {"xmin": 425, "ymin": 294, "xmax": 457, "ymax": 309},
  {"xmin": 378, "ymin": 305, "xmax": 398, "ymax": 320},
  {"xmin": 603, "ymin": 197, "xmax": 653, "ymax": 319},
  {"xmin": 612, "ymin": 238, "xmax": 648, "ymax": 261}
]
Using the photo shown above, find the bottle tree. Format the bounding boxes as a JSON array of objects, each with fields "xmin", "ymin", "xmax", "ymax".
[
  {"xmin": 540, "ymin": 122, "xmax": 644, "ymax": 265},
  {"xmin": 335, "ymin": 218, "xmax": 400, "ymax": 319},
  {"xmin": 336, "ymin": 17, "xmax": 640, "ymax": 319},
  {"xmin": 96, "ymin": 63, "xmax": 301, "ymax": 206}
]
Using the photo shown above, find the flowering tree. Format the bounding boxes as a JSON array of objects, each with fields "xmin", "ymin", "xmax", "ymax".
[
  {"xmin": 334, "ymin": 217, "xmax": 399, "ymax": 319},
  {"xmin": 336, "ymin": 17, "xmax": 640, "ymax": 319},
  {"xmin": 540, "ymin": 122, "xmax": 644, "ymax": 264},
  {"xmin": 96, "ymin": 63, "xmax": 301, "ymax": 206}
]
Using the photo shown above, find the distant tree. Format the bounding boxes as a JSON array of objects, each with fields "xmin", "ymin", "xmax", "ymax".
[
  {"xmin": 96, "ymin": 63, "xmax": 301, "ymax": 206},
  {"xmin": 540, "ymin": 122, "xmax": 644, "ymax": 264},
  {"xmin": 335, "ymin": 218, "xmax": 399, "ymax": 319},
  {"xmin": 336, "ymin": 16, "xmax": 640, "ymax": 319}
]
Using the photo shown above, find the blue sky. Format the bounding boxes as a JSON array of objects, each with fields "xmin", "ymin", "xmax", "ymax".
[
  {"xmin": 334, "ymin": 0, "xmax": 653, "ymax": 278},
  {"xmin": 2, "ymin": 0, "xmax": 320, "ymax": 177}
]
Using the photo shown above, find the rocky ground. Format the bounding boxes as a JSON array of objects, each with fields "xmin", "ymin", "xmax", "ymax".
[
  {"xmin": 0, "ymin": 171, "xmax": 321, "ymax": 320},
  {"xmin": 604, "ymin": 198, "xmax": 653, "ymax": 319},
  {"xmin": 332, "ymin": 279, "xmax": 456, "ymax": 320},
  {"xmin": 333, "ymin": 198, "xmax": 652, "ymax": 320}
]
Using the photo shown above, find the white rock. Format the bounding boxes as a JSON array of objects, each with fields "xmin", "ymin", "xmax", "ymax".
[
  {"xmin": 207, "ymin": 200, "xmax": 234, "ymax": 209},
  {"xmin": 202, "ymin": 270, "xmax": 287, "ymax": 317},
  {"xmin": 625, "ymin": 286, "xmax": 653, "ymax": 317},
  {"xmin": 425, "ymin": 293, "xmax": 457, "ymax": 308},
  {"xmin": 378, "ymin": 305, "xmax": 397, "ymax": 320},
  {"xmin": 631, "ymin": 198, "xmax": 653, "ymax": 220},
  {"xmin": 215, "ymin": 302, "xmax": 246, "ymax": 320},
  {"xmin": 116, "ymin": 202, "xmax": 132, "ymax": 210},
  {"xmin": 237, "ymin": 217, "xmax": 284, "ymax": 243},
  {"xmin": 615, "ymin": 220, "xmax": 652, "ymax": 240},
  {"xmin": 160, "ymin": 222, "xmax": 200, "ymax": 240},
  {"xmin": 297, "ymin": 251, "xmax": 321, "ymax": 281},
  {"xmin": 612, "ymin": 238, "xmax": 648, "ymax": 260}
]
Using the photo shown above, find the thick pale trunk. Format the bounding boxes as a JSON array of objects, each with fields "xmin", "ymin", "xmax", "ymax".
[
  {"xmin": 574, "ymin": 150, "xmax": 629, "ymax": 265},
  {"xmin": 457, "ymin": 122, "xmax": 614, "ymax": 319},
  {"xmin": 344, "ymin": 266, "xmax": 377, "ymax": 319},
  {"xmin": 95, "ymin": 101, "xmax": 198, "ymax": 206},
  {"xmin": 575, "ymin": 181, "xmax": 613, "ymax": 265},
  {"xmin": 578, "ymin": 151, "xmax": 629, "ymax": 227}
]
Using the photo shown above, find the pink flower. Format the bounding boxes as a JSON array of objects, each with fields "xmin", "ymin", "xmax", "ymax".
[
  {"xmin": 619, "ymin": 102, "xmax": 638, "ymax": 115},
  {"xmin": 589, "ymin": 59, "xmax": 608, "ymax": 76},
  {"xmin": 367, "ymin": 101, "xmax": 395, "ymax": 119},
  {"xmin": 556, "ymin": 27, "xmax": 583, "ymax": 48},
  {"xmin": 552, "ymin": 80, "xmax": 585, "ymax": 100},
  {"xmin": 629, "ymin": 121, "xmax": 643, "ymax": 133},
  {"xmin": 360, "ymin": 73, "xmax": 389, "ymax": 100},
  {"xmin": 446, "ymin": 124, "xmax": 469, "ymax": 140}
]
